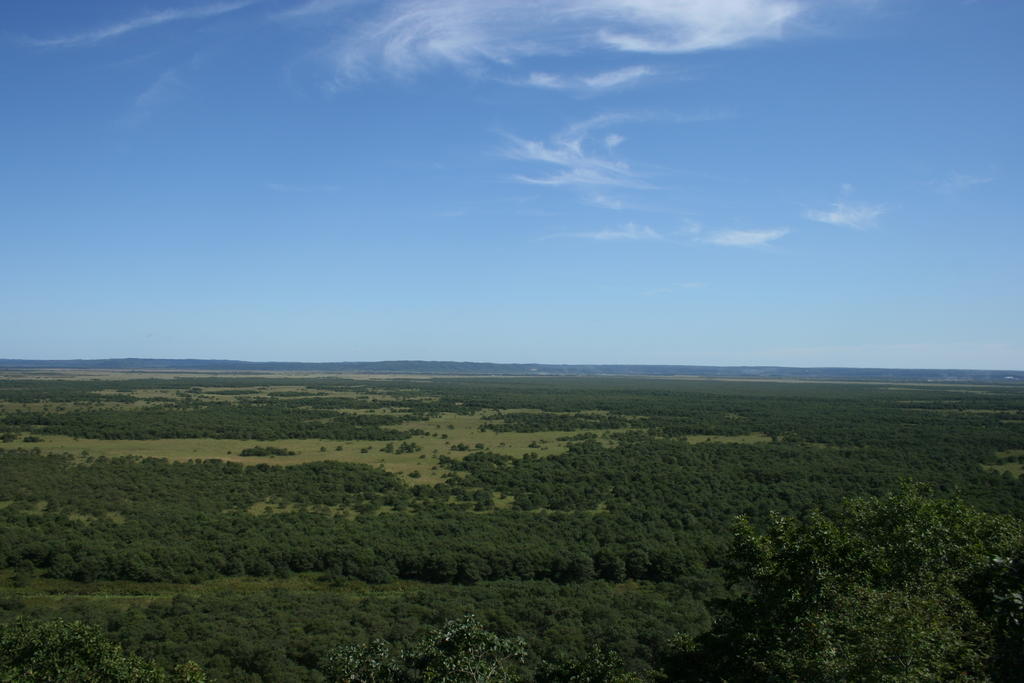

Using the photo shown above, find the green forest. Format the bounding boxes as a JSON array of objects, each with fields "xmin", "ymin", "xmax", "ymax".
[{"xmin": 1, "ymin": 373, "xmax": 1022, "ymax": 680}]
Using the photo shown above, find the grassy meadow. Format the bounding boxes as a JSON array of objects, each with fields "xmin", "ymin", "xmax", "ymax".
[{"xmin": 0, "ymin": 374, "xmax": 769, "ymax": 484}]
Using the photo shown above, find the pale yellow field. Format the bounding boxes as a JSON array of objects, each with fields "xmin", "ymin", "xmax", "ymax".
[
  {"xmin": 986, "ymin": 464, "xmax": 1023, "ymax": 476},
  {"xmin": 17, "ymin": 406, "xmax": 625, "ymax": 486},
  {"xmin": 984, "ymin": 449, "xmax": 1024, "ymax": 477},
  {"xmin": 7, "ymin": 376, "xmax": 774, "ymax": 487},
  {"xmin": 24, "ymin": 426, "xmax": 772, "ymax": 485}
]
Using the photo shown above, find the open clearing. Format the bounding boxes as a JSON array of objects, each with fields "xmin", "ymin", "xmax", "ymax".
[
  {"xmin": 16, "ymin": 407, "xmax": 626, "ymax": 485},
  {"xmin": 5, "ymin": 377, "xmax": 782, "ymax": 484}
]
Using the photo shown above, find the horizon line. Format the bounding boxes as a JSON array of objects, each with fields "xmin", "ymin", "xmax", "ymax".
[{"xmin": 0, "ymin": 357, "xmax": 1021, "ymax": 375}]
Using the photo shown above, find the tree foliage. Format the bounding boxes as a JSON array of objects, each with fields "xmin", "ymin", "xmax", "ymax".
[
  {"xmin": 1, "ymin": 375, "xmax": 1023, "ymax": 679},
  {"xmin": 670, "ymin": 484, "xmax": 1024, "ymax": 681},
  {"xmin": 0, "ymin": 618, "xmax": 206, "ymax": 682},
  {"xmin": 323, "ymin": 615, "xmax": 528, "ymax": 682}
]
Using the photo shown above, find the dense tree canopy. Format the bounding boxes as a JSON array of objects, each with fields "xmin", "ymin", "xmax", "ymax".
[
  {"xmin": 1, "ymin": 374, "xmax": 1022, "ymax": 679},
  {"xmin": 668, "ymin": 484, "xmax": 1024, "ymax": 681},
  {"xmin": 0, "ymin": 618, "xmax": 206, "ymax": 682}
]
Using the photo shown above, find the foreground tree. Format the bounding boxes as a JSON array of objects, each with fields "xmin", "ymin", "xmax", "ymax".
[
  {"xmin": 0, "ymin": 619, "xmax": 207, "ymax": 682},
  {"xmin": 322, "ymin": 615, "xmax": 645, "ymax": 682},
  {"xmin": 323, "ymin": 615, "xmax": 528, "ymax": 682},
  {"xmin": 667, "ymin": 483, "xmax": 1024, "ymax": 681}
]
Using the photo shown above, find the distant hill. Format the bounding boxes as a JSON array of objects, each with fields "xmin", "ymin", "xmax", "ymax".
[{"xmin": 0, "ymin": 358, "xmax": 1021, "ymax": 383}]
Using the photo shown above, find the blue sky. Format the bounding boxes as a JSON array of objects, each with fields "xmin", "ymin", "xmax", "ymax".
[{"xmin": 2, "ymin": 0, "xmax": 1021, "ymax": 369}]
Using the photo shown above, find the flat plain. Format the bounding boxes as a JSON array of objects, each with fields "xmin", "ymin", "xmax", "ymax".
[{"xmin": 1, "ymin": 371, "xmax": 1023, "ymax": 680}]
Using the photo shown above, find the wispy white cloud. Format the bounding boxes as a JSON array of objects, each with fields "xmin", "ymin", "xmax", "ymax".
[
  {"xmin": 579, "ymin": 223, "xmax": 662, "ymax": 240},
  {"xmin": 589, "ymin": 193, "xmax": 625, "ymax": 210},
  {"xmin": 933, "ymin": 172, "xmax": 992, "ymax": 194},
  {"xmin": 523, "ymin": 65, "xmax": 655, "ymax": 91},
  {"xmin": 582, "ymin": 65, "xmax": 654, "ymax": 89},
  {"xmin": 505, "ymin": 114, "xmax": 647, "ymax": 188},
  {"xmin": 276, "ymin": 0, "xmax": 365, "ymax": 19},
  {"xmin": 525, "ymin": 72, "xmax": 569, "ymax": 89},
  {"xmin": 704, "ymin": 228, "xmax": 788, "ymax": 246},
  {"xmin": 30, "ymin": 1, "xmax": 254, "ymax": 47},
  {"xmin": 805, "ymin": 202, "xmax": 883, "ymax": 229},
  {"xmin": 594, "ymin": 0, "xmax": 803, "ymax": 53},
  {"xmin": 124, "ymin": 69, "xmax": 184, "ymax": 124},
  {"xmin": 309, "ymin": 0, "xmax": 807, "ymax": 81},
  {"xmin": 604, "ymin": 134, "xmax": 625, "ymax": 149},
  {"xmin": 551, "ymin": 222, "xmax": 661, "ymax": 241}
]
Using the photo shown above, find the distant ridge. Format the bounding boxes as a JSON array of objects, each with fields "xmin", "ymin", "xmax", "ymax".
[{"xmin": 0, "ymin": 358, "xmax": 1021, "ymax": 383}]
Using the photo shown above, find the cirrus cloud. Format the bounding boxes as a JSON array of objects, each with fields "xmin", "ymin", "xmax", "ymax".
[
  {"xmin": 290, "ymin": 0, "xmax": 807, "ymax": 81},
  {"xmin": 524, "ymin": 65, "xmax": 656, "ymax": 92},
  {"xmin": 933, "ymin": 172, "xmax": 992, "ymax": 194},
  {"xmin": 704, "ymin": 228, "xmax": 789, "ymax": 246},
  {"xmin": 29, "ymin": 1, "xmax": 254, "ymax": 48},
  {"xmin": 805, "ymin": 202, "xmax": 884, "ymax": 229},
  {"xmin": 547, "ymin": 222, "xmax": 662, "ymax": 241},
  {"xmin": 505, "ymin": 114, "xmax": 647, "ymax": 188}
]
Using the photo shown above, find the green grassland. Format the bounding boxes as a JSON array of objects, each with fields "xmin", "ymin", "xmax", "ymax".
[
  {"xmin": 1, "ymin": 378, "xmax": 769, "ymax": 485},
  {"xmin": 7, "ymin": 418, "xmax": 622, "ymax": 488},
  {"xmin": 985, "ymin": 449, "xmax": 1024, "ymax": 477},
  {"xmin": 10, "ymin": 422, "xmax": 768, "ymax": 488}
]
